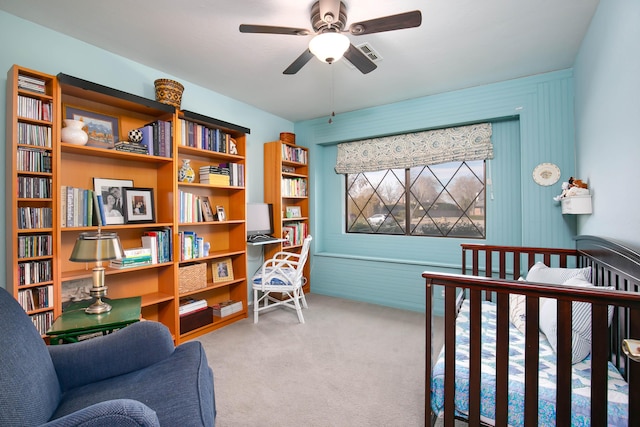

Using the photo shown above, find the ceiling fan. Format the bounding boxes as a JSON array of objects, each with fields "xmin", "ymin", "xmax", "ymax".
[{"xmin": 239, "ymin": 0, "xmax": 422, "ymax": 75}]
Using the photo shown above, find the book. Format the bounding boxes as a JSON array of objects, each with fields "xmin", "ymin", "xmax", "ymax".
[
  {"xmin": 179, "ymin": 298, "xmax": 208, "ymax": 316},
  {"xmin": 212, "ymin": 300, "xmax": 243, "ymax": 317},
  {"xmin": 141, "ymin": 234, "xmax": 159, "ymax": 264}
]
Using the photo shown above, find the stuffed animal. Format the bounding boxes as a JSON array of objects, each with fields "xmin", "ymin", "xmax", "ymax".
[{"xmin": 553, "ymin": 177, "xmax": 589, "ymax": 201}]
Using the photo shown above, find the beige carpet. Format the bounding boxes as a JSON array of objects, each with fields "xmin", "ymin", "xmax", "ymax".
[{"xmin": 197, "ymin": 293, "xmax": 428, "ymax": 427}]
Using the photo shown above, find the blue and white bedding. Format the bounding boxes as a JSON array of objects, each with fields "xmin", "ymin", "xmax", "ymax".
[{"xmin": 431, "ymin": 300, "xmax": 628, "ymax": 427}]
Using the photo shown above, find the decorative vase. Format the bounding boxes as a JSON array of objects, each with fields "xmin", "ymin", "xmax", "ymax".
[
  {"xmin": 178, "ymin": 159, "xmax": 195, "ymax": 183},
  {"xmin": 61, "ymin": 119, "xmax": 88, "ymax": 145}
]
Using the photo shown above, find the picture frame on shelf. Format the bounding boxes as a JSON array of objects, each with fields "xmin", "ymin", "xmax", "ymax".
[
  {"xmin": 216, "ymin": 205, "xmax": 226, "ymax": 221},
  {"xmin": 285, "ymin": 206, "xmax": 301, "ymax": 218},
  {"xmin": 212, "ymin": 257, "xmax": 234, "ymax": 283},
  {"xmin": 200, "ymin": 196, "xmax": 215, "ymax": 222},
  {"xmin": 122, "ymin": 187, "xmax": 155, "ymax": 224},
  {"xmin": 93, "ymin": 177, "xmax": 133, "ymax": 225},
  {"xmin": 64, "ymin": 105, "xmax": 120, "ymax": 149}
]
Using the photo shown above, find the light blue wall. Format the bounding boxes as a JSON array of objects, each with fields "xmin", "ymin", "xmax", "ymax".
[
  {"xmin": 573, "ymin": 0, "xmax": 640, "ymax": 246},
  {"xmin": 0, "ymin": 11, "xmax": 293, "ymax": 292},
  {"xmin": 295, "ymin": 70, "xmax": 578, "ymax": 312}
]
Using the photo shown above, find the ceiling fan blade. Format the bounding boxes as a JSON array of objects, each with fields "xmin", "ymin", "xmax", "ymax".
[
  {"xmin": 343, "ymin": 44, "xmax": 377, "ymax": 74},
  {"xmin": 283, "ymin": 49, "xmax": 315, "ymax": 75},
  {"xmin": 239, "ymin": 24, "xmax": 311, "ymax": 36},
  {"xmin": 349, "ymin": 10, "xmax": 422, "ymax": 35}
]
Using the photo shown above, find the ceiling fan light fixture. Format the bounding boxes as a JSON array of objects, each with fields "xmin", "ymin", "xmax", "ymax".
[{"xmin": 309, "ymin": 32, "xmax": 350, "ymax": 64}]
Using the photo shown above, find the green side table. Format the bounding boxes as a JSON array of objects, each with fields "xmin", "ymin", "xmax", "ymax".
[{"xmin": 46, "ymin": 296, "xmax": 142, "ymax": 345}]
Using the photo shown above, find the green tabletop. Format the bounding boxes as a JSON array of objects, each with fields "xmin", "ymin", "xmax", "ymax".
[{"xmin": 46, "ymin": 296, "xmax": 141, "ymax": 344}]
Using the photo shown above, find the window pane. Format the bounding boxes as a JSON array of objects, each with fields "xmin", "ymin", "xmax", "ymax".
[{"xmin": 346, "ymin": 161, "xmax": 485, "ymax": 238}]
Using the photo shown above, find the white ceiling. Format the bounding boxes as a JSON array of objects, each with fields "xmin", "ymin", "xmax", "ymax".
[{"xmin": 0, "ymin": 0, "xmax": 599, "ymax": 122}]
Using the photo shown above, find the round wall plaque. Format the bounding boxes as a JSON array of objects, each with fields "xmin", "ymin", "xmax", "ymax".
[{"xmin": 532, "ymin": 163, "xmax": 561, "ymax": 186}]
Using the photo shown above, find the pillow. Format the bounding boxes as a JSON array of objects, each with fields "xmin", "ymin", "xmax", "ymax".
[
  {"xmin": 509, "ymin": 278, "xmax": 527, "ymax": 335},
  {"xmin": 525, "ymin": 262, "xmax": 592, "ymax": 310},
  {"xmin": 538, "ymin": 277, "xmax": 615, "ymax": 364},
  {"xmin": 509, "ymin": 263, "xmax": 592, "ymax": 337}
]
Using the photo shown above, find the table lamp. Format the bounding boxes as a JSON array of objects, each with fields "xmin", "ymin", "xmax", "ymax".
[{"xmin": 69, "ymin": 230, "xmax": 124, "ymax": 314}]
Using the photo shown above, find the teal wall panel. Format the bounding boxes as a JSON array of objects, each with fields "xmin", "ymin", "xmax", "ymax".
[{"xmin": 297, "ymin": 71, "xmax": 578, "ymax": 312}]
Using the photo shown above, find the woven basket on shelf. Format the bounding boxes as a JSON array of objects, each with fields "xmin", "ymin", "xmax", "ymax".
[
  {"xmin": 178, "ymin": 263, "xmax": 207, "ymax": 293},
  {"xmin": 154, "ymin": 78, "xmax": 184, "ymax": 109},
  {"xmin": 280, "ymin": 132, "xmax": 295, "ymax": 144}
]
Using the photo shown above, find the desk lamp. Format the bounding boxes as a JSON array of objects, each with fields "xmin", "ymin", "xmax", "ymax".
[{"xmin": 69, "ymin": 230, "xmax": 124, "ymax": 314}]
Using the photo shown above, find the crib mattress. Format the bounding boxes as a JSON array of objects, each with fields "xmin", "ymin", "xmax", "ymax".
[{"xmin": 431, "ymin": 300, "xmax": 628, "ymax": 427}]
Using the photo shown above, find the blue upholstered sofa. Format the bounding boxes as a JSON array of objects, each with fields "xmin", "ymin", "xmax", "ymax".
[{"xmin": 0, "ymin": 287, "xmax": 215, "ymax": 426}]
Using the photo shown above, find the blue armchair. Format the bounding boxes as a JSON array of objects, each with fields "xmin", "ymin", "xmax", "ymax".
[{"xmin": 0, "ymin": 287, "xmax": 215, "ymax": 426}]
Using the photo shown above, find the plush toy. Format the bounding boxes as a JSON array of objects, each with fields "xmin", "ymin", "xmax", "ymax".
[{"xmin": 553, "ymin": 177, "xmax": 589, "ymax": 201}]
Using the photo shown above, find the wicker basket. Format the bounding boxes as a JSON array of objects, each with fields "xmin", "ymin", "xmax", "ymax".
[
  {"xmin": 280, "ymin": 132, "xmax": 295, "ymax": 144},
  {"xmin": 178, "ymin": 263, "xmax": 207, "ymax": 293},
  {"xmin": 154, "ymin": 78, "xmax": 184, "ymax": 109}
]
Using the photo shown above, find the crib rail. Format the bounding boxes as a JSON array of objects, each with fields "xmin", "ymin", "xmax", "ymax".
[{"xmin": 425, "ymin": 237, "xmax": 640, "ymax": 427}]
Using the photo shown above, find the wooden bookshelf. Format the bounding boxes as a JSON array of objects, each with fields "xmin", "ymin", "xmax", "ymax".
[
  {"xmin": 5, "ymin": 65, "xmax": 250, "ymax": 343},
  {"xmin": 6, "ymin": 65, "xmax": 58, "ymax": 335},
  {"xmin": 263, "ymin": 140, "xmax": 310, "ymax": 292}
]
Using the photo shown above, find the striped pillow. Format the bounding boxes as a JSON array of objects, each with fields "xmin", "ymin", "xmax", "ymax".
[{"xmin": 538, "ymin": 277, "xmax": 614, "ymax": 364}]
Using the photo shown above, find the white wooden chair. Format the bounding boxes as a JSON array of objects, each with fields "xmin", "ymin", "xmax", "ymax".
[{"xmin": 252, "ymin": 235, "xmax": 312, "ymax": 324}]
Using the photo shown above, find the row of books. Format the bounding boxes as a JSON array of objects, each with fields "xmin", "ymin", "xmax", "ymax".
[
  {"xmin": 18, "ymin": 234, "xmax": 53, "ymax": 259},
  {"xmin": 18, "ymin": 176, "xmax": 51, "ymax": 199},
  {"xmin": 60, "ymin": 186, "xmax": 95, "ymax": 228},
  {"xmin": 282, "ymin": 177, "xmax": 308, "ymax": 197},
  {"xmin": 178, "ymin": 230, "xmax": 206, "ymax": 261},
  {"xmin": 18, "ymin": 74, "xmax": 46, "ymax": 94},
  {"xmin": 30, "ymin": 311, "xmax": 54, "ymax": 335},
  {"xmin": 141, "ymin": 229, "xmax": 173, "ymax": 264},
  {"xmin": 199, "ymin": 165, "xmax": 230, "ymax": 185},
  {"xmin": 17, "ymin": 95, "xmax": 52, "ymax": 121},
  {"xmin": 178, "ymin": 191, "xmax": 212, "ymax": 224},
  {"xmin": 18, "ymin": 123, "xmax": 52, "ymax": 147},
  {"xmin": 281, "ymin": 144, "xmax": 308, "ymax": 164},
  {"xmin": 18, "ymin": 259, "xmax": 53, "ymax": 286},
  {"xmin": 135, "ymin": 120, "xmax": 172, "ymax": 158},
  {"xmin": 18, "ymin": 286, "xmax": 53, "ymax": 312},
  {"xmin": 282, "ymin": 222, "xmax": 309, "ymax": 247},
  {"xmin": 17, "ymin": 147, "xmax": 52, "ymax": 173},
  {"xmin": 17, "ymin": 207, "xmax": 52, "ymax": 229},
  {"xmin": 179, "ymin": 120, "xmax": 233, "ymax": 154}
]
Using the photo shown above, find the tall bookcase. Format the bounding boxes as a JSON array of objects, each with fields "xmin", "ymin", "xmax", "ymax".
[
  {"xmin": 6, "ymin": 65, "xmax": 58, "ymax": 334},
  {"xmin": 263, "ymin": 140, "xmax": 310, "ymax": 292},
  {"xmin": 5, "ymin": 65, "xmax": 249, "ymax": 343}
]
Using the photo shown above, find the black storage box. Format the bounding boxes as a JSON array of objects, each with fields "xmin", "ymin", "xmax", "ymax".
[{"xmin": 180, "ymin": 307, "xmax": 213, "ymax": 334}]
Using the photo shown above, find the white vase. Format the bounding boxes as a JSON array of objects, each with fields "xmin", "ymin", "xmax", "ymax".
[{"xmin": 61, "ymin": 119, "xmax": 88, "ymax": 145}]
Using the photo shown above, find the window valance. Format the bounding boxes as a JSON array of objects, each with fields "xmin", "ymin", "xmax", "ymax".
[{"xmin": 334, "ymin": 123, "xmax": 493, "ymax": 174}]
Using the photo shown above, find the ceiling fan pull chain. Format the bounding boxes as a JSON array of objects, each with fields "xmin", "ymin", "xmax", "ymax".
[{"xmin": 329, "ymin": 64, "xmax": 335, "ymax": 123}]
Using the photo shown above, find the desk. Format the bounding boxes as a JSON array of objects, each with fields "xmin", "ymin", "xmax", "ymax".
[{"xmin": 46, "ymin": 296, "xmax": 141, "ymax": 345}]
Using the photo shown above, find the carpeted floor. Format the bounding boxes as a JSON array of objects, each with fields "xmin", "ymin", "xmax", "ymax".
[{"xmin": 197, "ymin": 293, "xmax": 428, "ymax": 427}]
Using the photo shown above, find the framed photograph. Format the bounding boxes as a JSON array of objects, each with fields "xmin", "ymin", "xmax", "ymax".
[
  {"xmin": 200, "ymin": 196, "xmax": 215, "ymax": 222},
  {"xmin": 212, "ymin": 257, "xmax": 234, "ymax": 283},
  {"xmin": 216, "ymin": 205, "xmax": 226, "ymax": 221},
  {"xmin": 65, "ymin": 105, "xmax": 120, "ymax": 149},
  {"xmin": 285, "ymin": 206, "xmax": 301, "ymax": 218},
  {"xmin": 122, "ymin": 187, "xmax": 155, "ymax": 224},
  {"xmin": 93, "ymin": 178, "xmax": 133, "ymax": 225}
]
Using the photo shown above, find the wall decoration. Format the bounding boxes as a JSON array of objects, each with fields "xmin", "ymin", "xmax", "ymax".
[
  {"xmin": 532, "ymin": 163, "xmax": 561, "ymax": 186},
  {"xmin": 65, "ymin": 105, "xmax": 119, "ymax": 149}
]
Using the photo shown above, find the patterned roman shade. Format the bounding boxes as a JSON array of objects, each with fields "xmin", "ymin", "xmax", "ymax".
[{"xmin": 334, "ymin": 123, "xmax": 493, "ymax": 174}]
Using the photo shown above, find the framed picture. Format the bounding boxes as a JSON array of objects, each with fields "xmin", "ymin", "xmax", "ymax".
[
  {"xmin": 200, "ymin": 196, "xmax": 215, "ymax": 222},
  {"xmin": 285, "ymin": 206, "xmax": 301, "ymax": 218},
  {"xmin": 212, "ymin": 257, "xmax": 234, "ymax": 283},
  {"xmin": 65, "ymin": 105, "xmax": 120, "ymax": 149},
  {"xmin": 122, "ymin": 187, "xmax": 155, "ymax": 224},
  {"xmin": 216, "ymin": 205, "xmax": 226, "ymax": 221},
  {"xmin": 93, "ymin": 178, "xmax": 133, "ymax": 225}
]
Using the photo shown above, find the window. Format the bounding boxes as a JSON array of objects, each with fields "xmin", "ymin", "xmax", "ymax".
[{"xmin": 346, "ymin": 160, "xmax": 485, "ymax": 238}]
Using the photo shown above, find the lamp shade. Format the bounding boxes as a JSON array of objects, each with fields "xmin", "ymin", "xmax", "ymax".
[
  {"xmin": 69, "ymin": 231, "xmax": 124, "ymax": 262},
  {"xmin": 309, "ymin": 32, "xmax": 350, "ymax": 64}
]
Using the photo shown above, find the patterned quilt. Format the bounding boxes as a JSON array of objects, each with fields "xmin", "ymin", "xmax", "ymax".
[{"xmin": 431, "ymin": 300, "xmax": 628, "ymax": 426}]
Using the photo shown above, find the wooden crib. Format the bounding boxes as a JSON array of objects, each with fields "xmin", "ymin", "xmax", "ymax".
[{"xmin": 424, "ymin": 235, "xmax": 640, "ymax": 427}]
